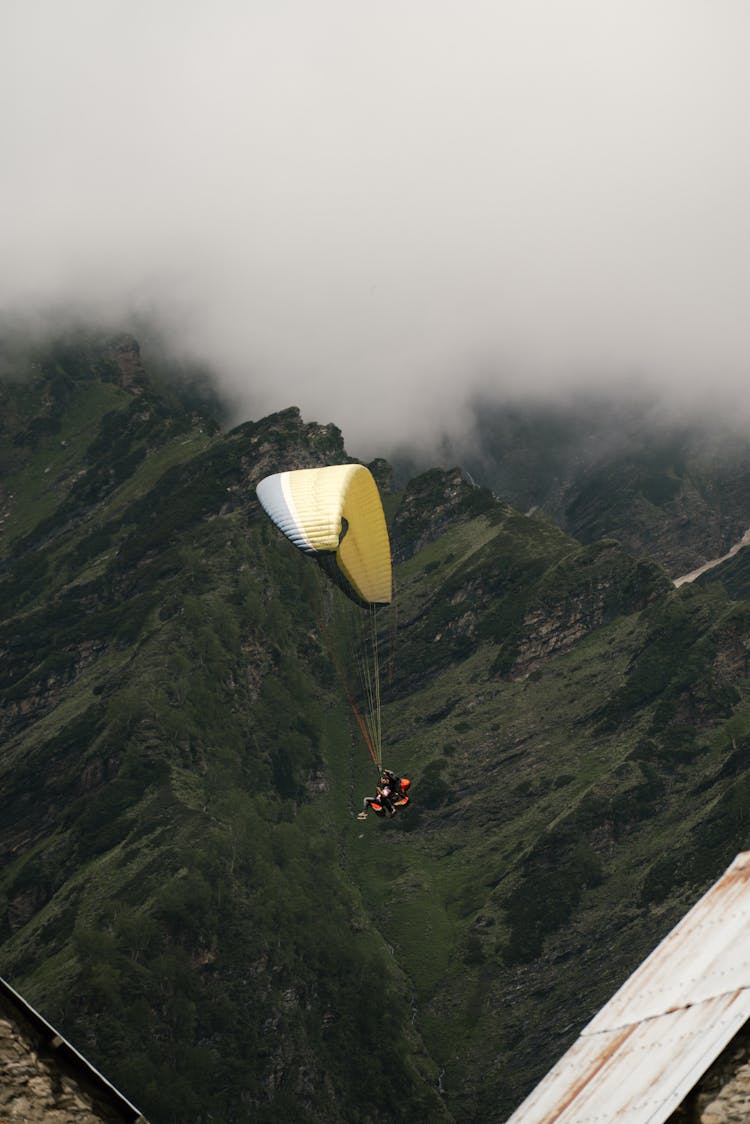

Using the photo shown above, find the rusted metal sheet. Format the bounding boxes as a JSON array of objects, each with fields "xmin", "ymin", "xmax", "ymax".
[
  {"xmin": 587, "ymin": 851, "xmax": 750, "ymax": 1033},
  {"xmin": 507, "ymin": 991, "xmax": 750, "ymax": 1123},
  {"xmin": 507, "ymin": 852, "xmax": 750, "ymax": 1124}
]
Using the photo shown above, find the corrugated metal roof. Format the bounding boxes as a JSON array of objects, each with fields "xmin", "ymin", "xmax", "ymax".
[{"xmin": 506, "ymin": 851, "xmax": 750, "ymax": 1124}]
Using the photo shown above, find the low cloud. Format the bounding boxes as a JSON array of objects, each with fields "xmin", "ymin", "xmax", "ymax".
[{"xmin": 3, "ymin": 1, "xmax": 750, "ymax": 457}]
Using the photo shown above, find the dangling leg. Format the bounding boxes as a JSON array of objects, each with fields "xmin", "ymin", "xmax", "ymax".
[{"xmin": 357, "ymin": 796, "xmax": 375, "ymax": 820}]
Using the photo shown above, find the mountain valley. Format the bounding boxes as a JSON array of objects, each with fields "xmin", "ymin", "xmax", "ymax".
[{"xmin": 2, "ymin": 332, "xmax": 750, "ymax": 1121}]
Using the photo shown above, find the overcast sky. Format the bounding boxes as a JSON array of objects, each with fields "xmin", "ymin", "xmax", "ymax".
[{"xmin": 2, "ymin": 1, "xmax": 750, "ymax": 454}]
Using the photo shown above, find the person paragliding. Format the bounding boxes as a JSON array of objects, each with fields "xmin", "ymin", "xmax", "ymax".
[
  {"xmin": 256, "ymin": 463, "xmax": 410, "ymax": 821},
  {"xmin": 356, "ymin": 769, "xmax": 411, "ymax": 820},
  {"xmin": 354, "ymin": 762, "xmax": 415, "ymax": 824}
]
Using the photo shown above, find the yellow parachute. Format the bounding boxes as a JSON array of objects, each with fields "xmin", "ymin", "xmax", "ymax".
[
  {"xmin": 256, "ymin": 464, "xmax": 392, "ymax": 606},
  {"xmin": 256, "ymin": 464, "xmax": 393, "ymax": 769}
]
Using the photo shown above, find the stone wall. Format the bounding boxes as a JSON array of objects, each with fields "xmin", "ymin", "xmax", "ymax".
[
  {"xmin": 0, "ymin": 987, "xmax": 141, "ymax": 1122},
  {"xmin": 670, "ymin": 1021, "xmax": 750, "ymax": 1123}
]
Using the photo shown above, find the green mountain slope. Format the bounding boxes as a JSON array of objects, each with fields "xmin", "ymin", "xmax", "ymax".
[
  {"xmin": 0, "ymin": 334, "xmax": 445, "ymax": 1123},
  {"xmin": 3, "ymin": 333, "xmax": 750, "ymax": 1122},
  {"xmin": 349, "ymin": 471, "xmax": 750, "ymax": 1119}
]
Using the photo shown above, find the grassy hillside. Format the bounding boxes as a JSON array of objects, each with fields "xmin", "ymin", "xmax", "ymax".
[
  {"xmin": 325, "ymin": 463, "xmax": 749, "ymax": 1119},
  {"xmin": 3, "ymin": 333, "xmax": 750, "ymax": 1122}
]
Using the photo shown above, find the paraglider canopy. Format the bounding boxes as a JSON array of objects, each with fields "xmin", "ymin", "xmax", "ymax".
[{"xmin": 256, "ymin": 464, "xmax": 392, "ymax": 606}]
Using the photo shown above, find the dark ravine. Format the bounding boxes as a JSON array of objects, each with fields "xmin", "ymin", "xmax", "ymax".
[{"xmin": 2, "ymin": 333, "xmax": 750, "ymax": 1122}]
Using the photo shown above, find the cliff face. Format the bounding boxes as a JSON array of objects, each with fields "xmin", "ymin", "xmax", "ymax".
[
  {"xmin": 390, "ymin": 478, "xmax": 670, "ymax": 690},
  {"xmin": 560, "ymin": 451, "xmax": 750, "ymax": 577},
  {"xmin": 439, "ymin": 394, "xmax": 750, "ymax": 578},
  {"xmin": 3, "ymin": 333, "xmax": 750, "ymax": 1123}
]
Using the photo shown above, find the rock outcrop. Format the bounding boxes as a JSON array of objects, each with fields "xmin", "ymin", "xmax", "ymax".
[{"xmin": 0, "ymin": 978, "xmax": 144, "ymax": 1122}]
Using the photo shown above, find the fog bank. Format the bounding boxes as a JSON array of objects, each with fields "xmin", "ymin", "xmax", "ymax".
[{"xmin": 3, "ymin": 2, "xmax": 750, "ymax": 455}]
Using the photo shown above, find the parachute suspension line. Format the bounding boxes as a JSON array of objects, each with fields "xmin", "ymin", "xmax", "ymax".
[
  {"xmin": 352, "ymin": 604, "xmax": 381, "ymax": 772},
  {"xmin": 341, "ymin": 676, "xmax": 381, "ymax": 771},
  {"xmin": 387, "ymin": 573, "xmax": 398, "ymax": 688},
  {"xmin": 317, "ymin": 598, "xmax": 381, "ymax": 774},
  {"xmin": 317, "ymin": 586, "xmax": 395, "ymax": 776},
  {"xmin": 366, "ymin": 606, "xmax": 384, "ymax": 773},
  {"xmin": 370, "ymin": 603, "xmax": 383, "ymax": 770}
]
